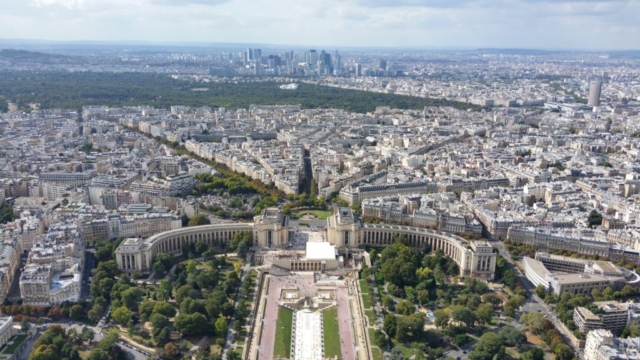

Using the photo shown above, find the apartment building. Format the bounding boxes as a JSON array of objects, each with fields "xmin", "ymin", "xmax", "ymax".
[
  {"xmin": 574, "ymin": 301, "xmax": 640, "ymax": 335},
  {"xmin": 585, "ymin": 329, "xmax": 640, "ymax": 360},
  {"xmin": 0, "ymin": 241, "xmax": 19, "ymax": 304},
  {"xmin": 522, "ymin": 254, "xmax": 640, "ymax": 296},
  {"xmin": 508, "ymin": 227, "xmax": 640, "ymax": 265},
  {"xmin": 80, "ymin": 213, "xmax": 182, "ymax": 244},
  {"xmin": 18, "ymin": 221, "xmax": 84, "ymax": 306},
  {"xmin": 39, "ymin": 170, "xmax": 97, "ymax": 187}
]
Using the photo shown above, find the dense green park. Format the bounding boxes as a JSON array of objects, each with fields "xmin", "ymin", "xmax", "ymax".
[{"xmin": 0, "ymin": 72, "xmax": 480, "ymax": 113}]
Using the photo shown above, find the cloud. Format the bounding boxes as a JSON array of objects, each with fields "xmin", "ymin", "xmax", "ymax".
[
  {"xmin": 148, "ymin": 0, "xmax": 231, "ymax": 6},
  {"xmin": 354, "ymin": 0, "xmax": 626, "ymax": 8},
  {"xmin": 352, "ymin": 0, "xmax": 478, "ymax": 8},
  {"xmin": 0, "ymin": 0, "xmax": 638, "ymax": 49},
  {"xmin": 29, "ymin": 0, "xmax": 86, "ymax": 9}
]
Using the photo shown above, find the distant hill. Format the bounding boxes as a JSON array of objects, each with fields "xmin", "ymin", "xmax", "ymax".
[
  {"xmin": 475, "ymin": 48, "xmax": 562, "ymax": 55},
  {"xmin": 0, "ymin": 49, "xmax": 71, "ymax": 61}
]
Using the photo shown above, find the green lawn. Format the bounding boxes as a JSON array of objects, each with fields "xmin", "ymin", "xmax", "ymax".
[
  {"xmin": 372, "ymin": 347, "xmax": 383, "ymax": 360},
  {"xmin": 2, "ymin": 335, "xmax": 27, "ymax": 354},
  {"xmin": 368, "ymin": 328, "xmax": 379, "ymax": 346},
  {"xmin": 273, "ymin": 307, "xmax": 293, "ymax": 358},
  {"xmin": 360, "ymin": 280, "xmax": 374, "ymax": 309},
  {"xmin": 362, "ymin": 294, "xmax": 372, "ymax": 309},
  {"xmin": 196, "ymin": 263, "xmax": 212, "ymax": 270},
  {"xmin": 323, "ymin": 308, "xmax": 342, "ymax": 358},
  {"xmin": 391, "ymin": 341, "xmax": 422, "ymax": 358},
  {"xmin": 365, "ymin": 310, "xmax": 376, "ymax": 325},
  {"xmin": 360, "ymin": 279, "xmax": 372, "ymax": 294},
  {"xmin": 293, "ymin": 210, "xmax": 332, "ymax": 220}
]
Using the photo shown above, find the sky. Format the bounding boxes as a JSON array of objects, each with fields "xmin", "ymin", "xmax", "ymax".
[{"xmin": 0, "ymin": 0, "xmax": 639, "ymax": 50}]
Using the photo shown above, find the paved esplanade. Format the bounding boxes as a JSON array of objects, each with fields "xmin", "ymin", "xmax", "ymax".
[{"xmin": 294, "ymin": 309, "xmax": 323, "ymax": 360}]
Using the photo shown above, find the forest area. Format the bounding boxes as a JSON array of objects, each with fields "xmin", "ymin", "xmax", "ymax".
[{"xmin": 0, "ymin": 72, "xmax": 481, "ymax": 113}]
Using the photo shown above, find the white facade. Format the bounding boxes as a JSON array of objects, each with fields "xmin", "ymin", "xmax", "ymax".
[{"xmin": 115, "ymin": 207, "xmax": 496, "ymax": 279}]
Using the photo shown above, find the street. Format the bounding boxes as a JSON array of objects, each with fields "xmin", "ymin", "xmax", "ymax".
[
  {"xmin": 221, "ymin": 261, "xmax": 252, "ymax": 360},
  {"xmin": 492, "ymin": 241, "xmax": 582, "ymax": 359},
  {"xmin": 81, "ymin": 250, "xmax": 97, "ymax": 300}
]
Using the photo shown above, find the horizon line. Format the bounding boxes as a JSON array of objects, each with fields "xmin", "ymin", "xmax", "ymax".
[{"xmin": 1, "ymin": 38, "xmax": 639, "ymax": 53}]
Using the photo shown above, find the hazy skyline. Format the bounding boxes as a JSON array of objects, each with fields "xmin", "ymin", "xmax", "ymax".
[{"xmin": 0, "ymin": 0, "xmax": 639, "ymax": 50}]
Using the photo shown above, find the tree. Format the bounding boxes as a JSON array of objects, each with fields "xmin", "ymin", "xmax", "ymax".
[
  {"xmin": 150, "ymin": 314, "xmax": 169, "ymax": 332},
  {"xmin": 69, "ymin": 304, "xmax": 84, "ymax": 321},
  {"xmin": 163, "ymin": 342, "xmax": 179, "ymax": 360},
  {"xmin": 156, "ymin": 327, "xmax": 170, "ymax": 346},
  {"xmin": 588, "ymin": 210, "xmax": 603, "ymax": 227},
  {"xmin": 383, "ymin": 314, "xmax": 398, "ymax": 337},
  {"xmin": 373, "ymin": 329, "xmax": 387, "ymax": 348},
  {"xmin": 188, "ymin": 214, "xmax": 211, "ymax": 227},
  {"xmin": 186, "ymin": 260, "xmax": 198, "ymax": 274},
  {"xmin": 153, "ymin": 301, "xmax": 177, "ymax": 317},
  {"xmin": 121, "ymin": 287, "xmax": 145, "ymax": 311},
  {"xmin": 195, "ymin": 241, "xmax": 209, "ymax": 255},
  {"xmin": 482, "ymin": 293, "xmax": 502, "ymax": 307},
  {"xmin": 621, "ymin": 325, "xmax": 640, "ymax": 338},
  {"xmin": 416, "ymin": 289, "xmax": 429, "ymax": 306},
  {"xmin": 452, "ymin": 306, "xmax": 476, "ymax": 328},
  {"xmin": 153, "ymin": 253, "xmax": 173, "ymax": 277},
  {"xmin": 498, "ymin": 326, "xmax": 525, "ymax": 346},
  {"xmin": 520, "ymin": 312, "xmax": 552, "ymax": 334},
  {"xmin": 382, "ymin": 295, "xmax": 395, "ymax": 310},
  {"xmin": 112, "ymin": 306, "xmax": 132, "ymax": 325},
  {"xmin": 88, "ymin": 303, "xmax": 104, "ymax": 323},
  {"xmin": 416, "ymin": 267, "xmax": 433, "ymax": 281},
  {"xmin": 81, "ymin": 327, "xmax": 95, "ymax": 343},
  {"xmin": 511, "ymin": 294, "xmax": 526, "ymax": 308},
  {"xmin": 471, "ymin": 332, "xmax": 505, "ymax": 360},
  {"xmin": 139, "ymin": 300, "xmax": 156, "ymax": 321},
  {"xmin": 87, "ymin": 349, "xmax": 110, "ymax": 360},
  {"xmin": 230, "ymin": 231, "xmax": 252, "ymax": 251},
  {"xmin": 521, "ymin": 347, "xmax": 545, "ymax": 360},
  {"xmin": 434, "ymin": 309, "xmax": 450, "ymax": 329},
  {"xmin": 174, "ymin": 312, "xmax": 209, "ymax": 336},
  {"xmin": 157, "ymin": 280, "xmax": 173, "ymax": 300},
  {"xmin": 175, "ymin": 284, "xmax": 194, "ymax": 304},
  {"xmin": 227, "ymin": 351, "xmax": 241, "ymax": 360},
  {"xmin": 396, "ymin": 300, "xmax": 415, "ymax": 316},
  {"xmin": 474, "ymin": 303, "xmax": 494, "ymax": 325},
  {"xmin": 390, "ymin": 348, "xmax": 404, "ymax": 360},
  {"xmin": 21, "ymin": 318, "xmax": 30, "ymax": 332},
  {"xmin": 553, "ymin": 343, "xmax": 574, "ymax": 360},
  {"xmin": 237, "ymin": 242, "xmax": 248, "ymax": 258},
  {"xmin": 502, "ymin": 269, "xmax": 517, "ymax": 289},
  {"xmin": 215, "ymin": 317, "xmax": 228, "ymax": 337},
  {"xmin": 622, "ymin": 285, "xmax": 637, "ymax": 297},
  {"xmin": 535, "ymin": 284, "xmax": 547, "ymax": 298}
]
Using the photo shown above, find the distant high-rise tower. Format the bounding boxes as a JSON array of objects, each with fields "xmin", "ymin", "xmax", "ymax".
[
  {"xmin": 588, "ymin": 79, "xmax": 603, "ymax": 106},
  {"xmin": 334, "ymin": 50, "xmax": 341, "ymax": 75},
  {"xmin": 254, "ymin": 49, "xmax": 262, "ymax": 59},
  {"xmin": 246, "ymin": 47, "xmax": 253, "ymax": 61},
  {"xmin": 307, "ymin": 50, "xmax": 317, "ymax": 66},
  {"xmin": 379, "ymin": 59, "xmax": 387, "ymax": 70},
  {"xmin": 355, "ymin": 63, "xmax": 362, "ymax": 77}
]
